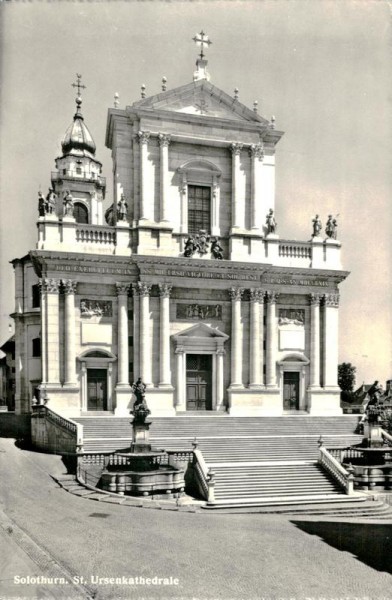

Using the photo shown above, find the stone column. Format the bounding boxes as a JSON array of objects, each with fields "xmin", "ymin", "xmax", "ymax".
[
  {"xmin": 323, "ymin": 294, "xmax": 340, "ymax": 387},
  {"xmin": 179, "ymin": 173, "xmax": 188, "ymax": 234},
  {"xmin": 63, "ymin": 279, "xmax": 78, "ymax": 386},
  {"xmin": 43, "ymin": 278, "xmax": 61, "ymax": 385},
  {"xmin": 38, "ymin": 279, "xmax": 47, "ymax": 385},
  {"xmin": 229, "ymin": 287, "xmax": 244, "ymax": 387},
  {"xmin": 309, "ymin": 293, "xmax": 322, "ymax": 388},
  {"xmin": 265, "ymin": 291, "xmax": 279, "ymax": 387},
  {"xmin": 158, "ymin": 134, "xmax": 171, "ymax": 222},
  {"xmin": 116, "ymin": 283, "xmax": 131, "ymax": 386},
  {"xmin": 158, "ymin": 283, "xmax": 172, "ymax": 386},
  {"xmin": 216, "ymin": 348, "xmax": 225, "ymax": 410},
  {"xmin": 138, "ymin": 282, "xmax": 152, "ymax": 387},
  {"xmin": 230, "ymin": 143, "xmax": 243, "ymax": 229},
  {"xmin": 249, "ymin": 144, "xmax": 264, "ymax": 230},
  {"xmin": 137, "ymin": 131, "xmax": 150, "ymax": 221},
  {"xmin": 249, "ymin": 288, "xmax": 264, "ymax": 387},
  {"xmin": 175, "ymin": 347, "xmax": 185, "ymax": 409},
  {"xmin": 211, "ymin": 175, "xmax": 221, "ymax": 236},
  {"xmin": 132, "ymin": 285, "xmax": 140, "ymax": 380}
]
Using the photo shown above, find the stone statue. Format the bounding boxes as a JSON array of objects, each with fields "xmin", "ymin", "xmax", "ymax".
[
  {"xmin": 45, "ymin": 188, "xmax": 56, "ymax": 214},
  {"xmin": 184, "ymin": 236, "xmax": 197, "ymax": 257},
  {"xmin": 38, "ymin": 192, "xmax": 46, "ymax": 217},
  {"xmin": 131, "ymin": 378, "xmax": 151, "ymax": 423},
  {"xmin": 211, "ymin": 237, "xmax": 223, "ymax": 260},
  {"xmin": 332, "ymin": 218, "xmax": 338, "ymax": 240},
  {"xmin": 63, "ymin": 190, "xmax": 74, "ymax": 217},
  {"xmin": 266, "ymin": 209, "xmax": 277, "ymax": 234},
  {"xmin": 312, "ymin": 214, "xmax": 322, "ymax": 238},
  {"xmin": 325, "ymin": 215, "xmax": 334, "ymax": 238},
  {"xmin": 117, "ymin": 194, "xmax": 128, "ymax": 221}
]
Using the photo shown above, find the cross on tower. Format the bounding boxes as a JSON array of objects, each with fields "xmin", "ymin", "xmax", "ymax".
[
  {"xmin": 71, "ymin": 74, "xmax": 86, "ymax": 96},
  {"xmin": 193, "ymin": 31, "xmax": 212, "ymax": 59}
]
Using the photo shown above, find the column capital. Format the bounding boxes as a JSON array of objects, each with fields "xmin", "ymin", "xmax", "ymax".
[
  {"xmin": 310, "ymin": 293, "xmax": 322, "ymax": 305},
  {"xmin": 265, "ymin": 291, "xmax": 279, "ymax": 304},
  {"xmin": 249, "ymin": 288, "xmax": 265, "ymax": 303},
  {"xmin": 324, "ymin": 293, "xmax": 340, "ymax": 307},
  {"xmin": 158, "ymin": 283, "xmax": 172, "ymax": 298},
  {"xmin": 137, "ymin": 282, "xmax": 152, "ymax": 297},
  {"xmin": 137, "ymin": 130, "xmax": 150, "ymax": 145},
  {"xmin": 248, "ymin": 143, "xmax": 264, "ymax": 160},
  {"xmin": 40, "ymin": 278, "xmax": 61, "ymax": 294},
  {"xmin": 229, "ymin": 287, "xmax": 244, "ymax": 301},
  {"xmin": 115, "ymin": 282, "xmax": 131, "ymax": 296},
  {"xmin": 62, "ymin": 279, "xmax": 78, "ymax": 295},
  {"xmin": 216, "ymin": 348, "xmax": 226, "ymax": 356},
  {"xmin": 158, "ymin": 133, "xmax": 171, "ymax": 147},
  {"xmin": 230, "ymin": 142, "xmax": 243, "ymax": 156}
]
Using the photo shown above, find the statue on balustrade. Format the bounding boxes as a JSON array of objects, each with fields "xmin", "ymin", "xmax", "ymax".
[
  {"xmin": 326, "ymin": 215, "xmax": 338, "ymax": 240},
  {"xmin": 38, "ymin": 191, "xmax": 46, "ymax": 217},
  {"xmin": 211, "ymin": 237, "xmax": 223, "ymax": 260},
  {"xmin": 63, "ymin": 190, "xmax": 74, "ymax": 217},
  {"xmin": 184, "ymin": 235, "xmax": 197, "ymax": 257},
  {"xmin": 117, "ymin": 194, "xmax": 128, "ymax": 221},
  {"xmin": 131, "ymin": 377, "xmax": 151, "ymax": 423},
  {"xmin": 312, "ymin": 214, "xmax": 322, "ymax": 238},
  {"xmin": 266, "ymin": 209, "xmax": 277, "ymax": 234},
  {"xmin": 45, "ymin": 188, "xmax": 57, "ymax": 214}
]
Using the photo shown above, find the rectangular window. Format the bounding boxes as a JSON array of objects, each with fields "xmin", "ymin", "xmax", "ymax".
[
  {"xmin": 76, "ymin": 167, "xmax": 82, "ymax": 175},
  {"xmin": 32, "ymin": 284, "xmax": 40, "ymax": 308},
  {"xmin": 188, "ymin": 185, "xmax": 211, "ymax": 235},
  {"xmin": 32, "ymin": 338, "xmax": 41, "ymax": 358}
]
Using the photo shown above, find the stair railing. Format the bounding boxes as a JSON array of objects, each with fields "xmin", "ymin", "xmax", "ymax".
[
  {"xmin": 381, "ymin": 429, "xmax": 392, "ymax": 445},
  {"xmin": 319, "ymin": 446, "xmax": 354, "ymax": 494},
  {"xmin": 192, "ymin": 438, "xmax": 215, "ymax": 504},
  {"xmin": 32, "ymin": 405, "xmax": 84, "ymax": 454}
]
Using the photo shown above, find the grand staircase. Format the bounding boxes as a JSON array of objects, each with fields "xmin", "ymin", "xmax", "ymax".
[{"xmin": 74, "ymin": 415, "xmax": 364, "ymax": 506}]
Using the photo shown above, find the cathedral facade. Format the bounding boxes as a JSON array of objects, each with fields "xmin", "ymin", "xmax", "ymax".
[{"xmin": 12, "ymin": 45, "xmax": 348, "ymax": 418}]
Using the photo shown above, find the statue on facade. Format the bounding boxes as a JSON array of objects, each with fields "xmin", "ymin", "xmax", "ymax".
[
  {"xmin": 38, "ymin": 192, "xmax": 46, "ymax": 217},
  {"xmin": 312, "ymin": 214, "xmax": 322, "ymax": 238},
  {"xmin": 211, "ymin": 237, "xmax": 223, "ymax": 260},
  {"xmin": 117, "ymin": 194, "xmax": 128, "ymax": 221},
  {"xmin": 45, "ymin": 188, "xmax": 56, "ymax": 214},
  {"xmin": 131, "ymin": 377, "xmax": 151, "ymax": 423},
  {"xmin": 184, "ymin": 235, "xmax": 197, "ymax": 257},
  {"xmin": 63, "ymin": 190, "xmax": 74, "ymax": 217},
  {"xmin": 266, "ymin": 209, "xmax": 277, "ymax": 234},
  {"xmin": 195, "ymin": 230, "xmax": 210, "ymax": 255}
]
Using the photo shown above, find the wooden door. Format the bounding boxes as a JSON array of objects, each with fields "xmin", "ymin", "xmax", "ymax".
[
  {"xmin": 283, "ymin": 371, "xmax": 300, "ymax": 411},
  {"xmin": 186, "ymin": 354, "xmax": 212, "ymax": 411},
  {"xmin": 87, "ymin": 369, "xmax": 107, "ymax": 411}
]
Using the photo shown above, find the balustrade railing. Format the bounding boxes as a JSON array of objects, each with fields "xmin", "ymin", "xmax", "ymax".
[
  {"xmin": 279, "ymin": 241, "xmax": 312, "ymax": 260},
  {"xmin": 319, "ymin": 446, "xmax": 354, "ymax": 494},
  {"xmin": 51, "ymin": 171, "xmax": 106, "ymax": 186},
  {"xmin": 381, "ymin": 429, "xmax": 392, "ymax": 446},
  {"xmin": 40, "ymin": 406, "xmax": 84, "ymax": 452},
  {"xmin": 76, "ymin": 226, "xmax": 116, "ymax": 245},
  {"xmin": 192, "ymin": 442, "xmax": 215, "ymax": 503}
]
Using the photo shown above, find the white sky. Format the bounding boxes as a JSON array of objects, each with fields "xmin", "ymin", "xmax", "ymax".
[{"xmin": 0, "ymin": 0, "xmax": 391, "ymax": 386}]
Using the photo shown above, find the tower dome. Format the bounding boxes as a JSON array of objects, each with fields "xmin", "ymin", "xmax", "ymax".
[{"xmin": 61, "ymin": 96, "xmax": 96, "ymax": 157}]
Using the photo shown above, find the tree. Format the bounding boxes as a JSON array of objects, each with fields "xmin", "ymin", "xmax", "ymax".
[{"xmin": 338, "ymin": 362, "xmax": 356, "ymax": 392}]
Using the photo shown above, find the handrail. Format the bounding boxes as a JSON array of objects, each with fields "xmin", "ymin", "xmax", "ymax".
[
  {"xmin": 381, "ymin": 429, "xmax": 392, "ymax": 445},
  {"xmin": 193, "ymin": 448, "xmax": 215, "ymax": 503},
  {"xmin": 44, "ymin": 406, "xmax": 84, "ymax": 449},
  {"xmin": 319, "ymin": 446, "xmax": 354, "ymax": 494}
]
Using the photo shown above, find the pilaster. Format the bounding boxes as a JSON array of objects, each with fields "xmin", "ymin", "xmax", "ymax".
[
  {"xmin": 42, "ymin": 278, "xmax": 61, "ymax": 386},
  {"xmin": 138, "ymin": 282, "xmax": 152, "ymax": 387},
  {"xmin": 230, "ymin": 143, "xmax": 243, "ymax": 230},
  {"xmin": 158, "ymin": 283, "xmax": 173, "ymax": 387},
  {"xmin": 309, "ymin": 293, "xmax": 322, "ymax": 388},
  {"xmin": 63, "ymin": 279, "xmax": 78, "ymax": 387},
  {"xmin": 323, "ymin": 293, "xmax": 340, "ymax": 388},
  {"xmin": 137, "ymin": 131, "xmax": 151, "ymax": 222},
  {"xmin": 249, "ymin": 144, "xmax": 264, "ymax": 230},
  {"xmin": 249, "ymin": 288, "xmax": 264, "ymax": 387},
  {"xmin": 229, "ymin": 287, "xmax": 244, "ymax": 387},
  {"xmin": 265, "ymin": 291, "xmax": 279, "ymax": 387},
  {"xmin": 115, "ymin": 282, "xmax": 132, "ymax": 416},
  {"xmin": 158, "ymin": 134, "xmax": 171, "ymax": 223}
]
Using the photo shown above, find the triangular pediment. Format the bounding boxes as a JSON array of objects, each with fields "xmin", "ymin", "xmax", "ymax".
[
  {"xmin": 132, "ymin": 80, "xmax": 269, "ymax": 124},
  {"xmin": 173, "ymin": 322, "xmax": 228, "ymax": 340}
]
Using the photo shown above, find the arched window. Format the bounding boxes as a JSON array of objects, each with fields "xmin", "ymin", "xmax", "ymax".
[{"xmin": 73, "ymin": 202, "xmax": 89, "ymax": 224}]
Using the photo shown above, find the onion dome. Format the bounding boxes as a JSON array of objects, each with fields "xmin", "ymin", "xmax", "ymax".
[{"xmin": 61, "ymin": 96, "xmax": 96, "ymax": 157}]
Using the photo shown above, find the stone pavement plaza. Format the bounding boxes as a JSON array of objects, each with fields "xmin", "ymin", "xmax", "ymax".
[{"xmin": 0, "ymin": 438, "xmax": 391, "ymax": 600}]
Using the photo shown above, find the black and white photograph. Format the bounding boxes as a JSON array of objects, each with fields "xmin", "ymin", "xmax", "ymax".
[{"xmin": 0, "ymin": 1, "xmax": 391, "ymax": 599}]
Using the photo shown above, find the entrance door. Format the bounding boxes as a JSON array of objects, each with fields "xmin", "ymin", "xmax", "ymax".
[
  {"xmin": 87, "ymin": 369, "xmax": 107, "ymax": 411},
  {"xmin": 283, "ymin": 372, "xmax": 300, "ymax": 411},
  {"xmin": 186, "ymin": 354, "xmax": 212, "ymax": 411}
]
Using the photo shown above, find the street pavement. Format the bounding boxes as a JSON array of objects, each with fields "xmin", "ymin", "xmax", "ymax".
[{"xmin": 0, "ymin": 437, "xmax": 391, "ymax": 600}]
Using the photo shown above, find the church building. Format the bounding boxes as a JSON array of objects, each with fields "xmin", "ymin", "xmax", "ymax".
[{"xmin": 11, "ymin": 34, "xmax": 348, "ymax": 419}]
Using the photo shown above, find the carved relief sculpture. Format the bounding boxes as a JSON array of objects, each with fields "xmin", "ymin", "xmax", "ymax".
[
  {"xmin": 177, "ymin": 304, "xmax": 222, "ymax": 320},
  {"xmin": 80, "ymin": 299, "xmax": 113, "ymax": 317},
  {"xmin": 279, "ymin": 309, "xmax": 305, "ymax": 326},
  {"xmin": 195, "ymin": 230, "xmax": 210, "ymax": 255}
]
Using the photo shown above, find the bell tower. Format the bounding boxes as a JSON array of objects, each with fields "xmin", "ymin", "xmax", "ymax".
[{"xmin": 51, "ymin": 74, "xmax": 106, "ymax": 225}]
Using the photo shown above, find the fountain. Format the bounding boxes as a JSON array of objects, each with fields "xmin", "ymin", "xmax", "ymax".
[
  {"xmin": 100, "ymin": 379, "xmax": 185, "ymax": 497},
  {"xmin": 343, "ymin": 405, "xmax": 392, "ymax": 490}
]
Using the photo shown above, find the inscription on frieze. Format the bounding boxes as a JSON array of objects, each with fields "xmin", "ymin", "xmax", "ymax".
[
  {"xmin": 279, "ymin": 309, "xmax": 305, "ymax": 326},
  {"xmin": 177, "ymin": 304, "xmax": 222, "ymax": 320},
  {"xmin": 80, "ymin": 299, "xmax": 112, "ymax": 317}
]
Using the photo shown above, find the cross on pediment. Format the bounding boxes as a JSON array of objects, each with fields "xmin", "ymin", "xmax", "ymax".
[
  {"xmin": 195, "ymin": 98, "xmax": 209, "ymax": 114},
  {"xmin": 193, "ymin": 30, "xmax": 212, "ymax": 59},
  {"xmin": 72, "ymin": 74, "xmax": 86, "ymax": 96}
]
